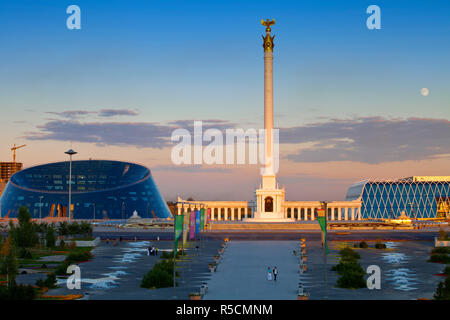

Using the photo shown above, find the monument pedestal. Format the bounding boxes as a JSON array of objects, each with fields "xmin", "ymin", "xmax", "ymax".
[{"xmin": 248, "ymin": 174, "xmax": 292, "ymax": 222}]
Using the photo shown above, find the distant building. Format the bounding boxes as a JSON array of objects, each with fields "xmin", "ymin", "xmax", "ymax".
[
  {"xmin": 346, "ymin": 176, "xmax": 450, "ymax": 219},
  {"xmin": 0, "ymin": 160, "xmax": 172, "ymax": 219},
  {"xmin": 0, "ymin": 162, "xmax": 23, "ymax": 196}
]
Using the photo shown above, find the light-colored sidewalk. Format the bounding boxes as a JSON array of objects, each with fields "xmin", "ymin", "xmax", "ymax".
[{"xmin": 204, "ymin": 240, "xmax": 299, "ymax": 300}]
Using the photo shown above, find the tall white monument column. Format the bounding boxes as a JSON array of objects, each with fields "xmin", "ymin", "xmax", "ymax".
[{"xmin": 251, "ymin": 18, "xmax": 290, "ymax": 222}]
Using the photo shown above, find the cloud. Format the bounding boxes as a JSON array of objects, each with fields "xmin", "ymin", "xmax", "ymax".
[
  {"xmin": 281, "ymin": 117, "xmax": 450, "ymax": 164},
  {"xmin": 24, "ymin": 120, "xmax": 173, "ymax": 148},
  {"xmin": 152, "ymin": 165, "xmax": 232, "ymax": 173},
  {"xmin": 24, "ymin": 116, "xmax": 449, "ymax": 164},
  {"xmin": 168, "ymin": 119, "xmax": 237, "ymax": 131},
  {"xmin": 46, "ymin": 110, "xmax": 94, "ymax": 119},
  {"xmin": 46, "ymin": 109, "xmax": 139, "ymax": 119},
  {"xmin": 23, "ymin": 119, "xmax": 237, "ymax": 149},
  {"xmin": 98, "ymin": 109, "xmax": 139, "ymax": 117}
]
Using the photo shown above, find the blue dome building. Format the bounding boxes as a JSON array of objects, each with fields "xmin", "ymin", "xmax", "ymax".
[{"xmin": 0, "ymin": 160, "xmax": 172, "ymax": 219}]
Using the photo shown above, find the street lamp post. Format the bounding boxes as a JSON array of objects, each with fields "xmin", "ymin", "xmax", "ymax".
[
  {"xmin": 39, "ymin": 196, "xmax": 44, "ymax": 223},
  {"xmin": 65, "ymin": 149, "xmax": 77, "ymax": 223},
  {"xmin": 122, "ymin": 201, "xmax": 125, "ymax": 224},
  {"xmin": 93, "ymin": 203, "xmax": 96, "ymax": 221}
]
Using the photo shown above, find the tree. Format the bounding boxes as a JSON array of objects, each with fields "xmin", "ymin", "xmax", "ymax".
[
  {"xmin": 11, "ymin": 207, "xmax": 39, "ymax": 249},
  {"xmin": 67, "ymin": 221, "xmax": 80, "ymax": 236},
  {"xmin": 57, "ymin": 221, "xmax": 69, "ymax": 237},
  {"xmin": 79, "ymin": 221, "xmax": 93, "ymax": 236},
  {"xmin": 434, "ymin": 277, "xmax": 450, "ymax": 300},
  {"xmin": 0, "ymin": 235, "xmax": 18, "ymax": 288},
  {"xmin": 45, "ymin": 226, "xmax": 56, "ymax": 248}
]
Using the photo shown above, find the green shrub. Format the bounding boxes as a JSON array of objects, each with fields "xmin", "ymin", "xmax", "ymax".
[
  {"xmin": 79, "ymin": 222, "xmax": 93, "ymax": 236},
  {"xmin": 428, "ymin": 254, "xmax": 450, "ymax": 264},
  {"xmin": 434, "ymin": 277, "xmax": 450, "ymax": 300},
  {"xmin": 337, "ymin": 270, "xmax": 367, "ymax": 289},
  {"xmin": 18, "ymin": 248, "xmax": 33, "ymax": 259},
  {"xmin": 161, "ymin": 250, "xmax": 185, "ymax": 259},
  {"xmin": 0, "ymin": 283, "xmax": 36, "ymax": 300},
  {"xmin": 333, "ymin": 247, "xmax": 366, "ymax": 289},
  {"xmin": 375, "ymin": 242, "xmax": 387, "ymax": 249},
  {"xmin": 332, "ymin": 261, "xmax": 365, "ymax": 275},
  {"xmin": 359, "ymin": 241, "xmax": 368, "ymax": 248},
  {"xmin": 140, "ymin": 259, "xmax": 179, "ymax": 289},
  {"xmin": 59, "ymin": 239, "xmax": 66, "ymax": 249},
  {"xmin": 444, "ymin": 265, "xmax": 450, "ymax": 276},
  {"xmin": 339, "ymin": 247, "xmax": 360, "ymax": 261},
  {"xmin": 141, "ymin": 267, "xmax": 173, "ymax": 289},
  {"xmin": 66, "ymin": 251, "xmax": 92, "ymax": 263},
  {"xmin": 431, "ymin": 247, "xmax": 450, "ymax": 255},
  {"xmin": 54, "ymin": 262, "xmax": 71, "ymax": 276},
  {"xmin": 36, "ymin": 273, "xmax": 57, "ymax": 289}
]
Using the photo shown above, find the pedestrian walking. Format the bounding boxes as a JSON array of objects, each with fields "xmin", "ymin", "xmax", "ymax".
[
  {"xmin": 273, "ymin": 266, "xmax": 278, "ymax": 281},
  {"xmin": 267, "ymin": 267, "xmax": 272, "ymax": 281}
]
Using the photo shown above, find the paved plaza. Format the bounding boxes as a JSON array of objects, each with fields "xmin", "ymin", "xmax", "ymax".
[
  {"xmin": 15, "ymin": 230, "xmax": 447, "ymax": 300},
  {"xmin": 204, "ymin": 239, "xmax": 445, "ymax": 300},
  {"xmin": 205, "ymin": 241, "xmax": 299, "ymax": 300},
  {"xmin": 41, "ymin": 239, "xmax": 222, "ymax": 300}
]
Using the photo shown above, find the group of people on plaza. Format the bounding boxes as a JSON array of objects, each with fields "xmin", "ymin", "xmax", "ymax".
[
  {"xmin": 147, "ymin": 246, "xmax": 158, "ymax": 256},
  {"xmin": 267, "ymin": 266, "xmax": 278, "ymax": 281}
]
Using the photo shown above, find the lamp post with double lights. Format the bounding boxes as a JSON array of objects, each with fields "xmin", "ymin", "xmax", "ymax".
[{"xmin": 65, "ymin": 149, "xmax": 77, "ymax": 222}]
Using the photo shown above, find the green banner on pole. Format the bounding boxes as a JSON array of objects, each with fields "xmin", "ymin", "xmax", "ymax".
[
  {"xmin": 317, "ymin": 208, "xmax": 328, "ymax": 254},
  {"xmin": 174, "ymin": 215, "xmax": 184, "ymax": 255},
  {"xmin": 182, "ymin": 213, "xmax": 189, "ymax": 246},
  {"xmin": 200, "ymin": 208, "xmax": 205, "ymax": 231}
]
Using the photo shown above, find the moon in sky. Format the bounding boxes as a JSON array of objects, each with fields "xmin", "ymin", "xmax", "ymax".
[{"xmin": 421, "ymin": 88, "xmax": 430, "ymax": 96}]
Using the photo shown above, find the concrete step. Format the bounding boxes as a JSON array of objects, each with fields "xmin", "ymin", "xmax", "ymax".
[{"xmin": 211, "ymin": 223, "xmax": 320, "ymax": 230}]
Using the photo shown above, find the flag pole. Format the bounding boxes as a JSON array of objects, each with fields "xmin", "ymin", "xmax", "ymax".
[
  {"xmin": 173, "ymin": 204, "xmax": 177, "ymax": 298},
  {"xmin": 324, "ymin": 202, "xmax": 328, "ymax": 300}
]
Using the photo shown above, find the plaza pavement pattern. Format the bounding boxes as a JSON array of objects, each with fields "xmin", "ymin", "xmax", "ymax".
[
  {"xmin": 17, "ymin": 235, "xmax": 446, "ymax": 300},
  {"xmin": 204, "ymin": 241, "xmax": 300, "ymax": 300},
  {"xmin": 42, "ymin": 239, "xmax": 222, "ymax": 300},
  {"xmin": 204, "ymin": 239, "xmax": 445, "ymax": 300}
]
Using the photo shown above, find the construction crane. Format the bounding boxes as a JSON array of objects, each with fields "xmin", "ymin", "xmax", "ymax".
[{"xmin": 11, "ymin": 144, "xmax": 26, "ymax": 163}]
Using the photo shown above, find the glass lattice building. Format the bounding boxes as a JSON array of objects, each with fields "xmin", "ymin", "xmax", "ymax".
[
  {"xmin": 345, "ymin": 176, "xmax": 450, "ymax": 219},
  {"xmin": 0, "ymin": 160, "xmax": 172, "ymax": 219}
]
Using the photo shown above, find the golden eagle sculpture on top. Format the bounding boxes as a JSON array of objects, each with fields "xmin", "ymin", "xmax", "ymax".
[
  {"xmin": 261, "ymin": 18, "xmax": 275, "ymax": 52},
  {"xmin": 261, "ymin": 18, "xmax": 275, "ymax": 30}
]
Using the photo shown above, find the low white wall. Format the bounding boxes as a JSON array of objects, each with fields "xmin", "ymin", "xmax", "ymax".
[
  {"xmin": 435, "ymin": 237, "xmax": 450, "ymax": 247},
  {"xmin": 55, "ymin": 237, "xmax": 100, "ymax": 247}
]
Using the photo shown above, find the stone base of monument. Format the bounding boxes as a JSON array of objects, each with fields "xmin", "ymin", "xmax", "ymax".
[{"xmin": 242, "ymin": 211, "xmax": 295, "ymax": 223}]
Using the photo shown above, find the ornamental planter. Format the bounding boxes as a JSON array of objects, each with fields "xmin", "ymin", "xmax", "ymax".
[
  {"xmin": 190, "ymin": 295, "xmax": 202, "ymax": 300},
  {"xmin": 297, "ymin": 294, "xmax": 309, "ymax": 300}
]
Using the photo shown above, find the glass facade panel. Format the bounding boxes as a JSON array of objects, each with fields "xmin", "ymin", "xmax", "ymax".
[
  {"xmin": 346, "ymin": 178, "xmax": 450, "ymax": 219},
  {"xmin": 0, "ymin": 160, "xmax": 172, "ymax": 219}
]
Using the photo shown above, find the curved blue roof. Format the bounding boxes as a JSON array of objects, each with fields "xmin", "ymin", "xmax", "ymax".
[{"xmin": 0, "ymin": 160, "xmax": 172, "ymax": 219}]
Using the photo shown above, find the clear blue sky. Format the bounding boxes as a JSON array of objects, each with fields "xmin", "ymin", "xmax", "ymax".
[{"xmin": 1, "ymin": 0, "xmax": 449, "ymax": 126}]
